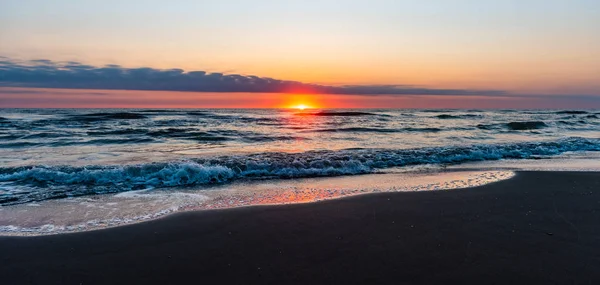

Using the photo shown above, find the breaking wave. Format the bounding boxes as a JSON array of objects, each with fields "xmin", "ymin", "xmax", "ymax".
[{"xmin": 1, "ymin": 137, "xmax": 599, "ymax": 205}]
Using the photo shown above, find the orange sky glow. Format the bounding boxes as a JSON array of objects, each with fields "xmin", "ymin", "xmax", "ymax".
[{"xmin": 1, "ymin": 87, "xmax": 597, "ymax": 109}]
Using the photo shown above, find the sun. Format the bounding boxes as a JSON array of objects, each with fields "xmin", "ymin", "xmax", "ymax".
[{"xmin": 294, "ymin": 104, "xmax": 309, "ymax": 110}]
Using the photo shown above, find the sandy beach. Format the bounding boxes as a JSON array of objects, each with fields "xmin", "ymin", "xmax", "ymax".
[{"xmin": 1, "ymin": 171, "xmax": 599, "ymax": 284}]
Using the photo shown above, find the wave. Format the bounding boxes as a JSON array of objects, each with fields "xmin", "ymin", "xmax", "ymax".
[
  {"xmin": 79, "ymin": 138, "xmax": 156, "ymax": 145},
  {"xmin": 0, "ymin": 134, "xmax": 21, "ymax": 140},
  {"xmin": 185, "ymin": 112, "xmax": 244, "ymax": 121},
  {"xmin": 556, "ymin": 111, "xmax": 589, "ymax": 115},
  {"xmin": 87, "ymin": 129, "xmax": 149, "ymax": 136},
  {"xmin": 558, "ymin": 120, "xmax": 589, "ymax": 126},
  {"xmin": 420, "ymin": 109, "xmax": 455, "ymax": 113},
  {"xmin": 0, "ymin": 117, "xmax": 11, "ymax": 125},
  {"xmin": 436, "ymin": 114, "xmax": 481, "ymax": 119},
  {"xmin": 185, "ymin": 112, "xmax": 277, "ymax": 124},
  {"xmin": 243, "ymin": 135, "xmax": 305, "ymax": 142},
  {"xmin": 476, "ymin": 124, "xmax": 500, "ymax": 130},
  {"xmin": 240, "ymin": 117, "xmax": 279, "ymax": 123},
  {"xmin": 404, "ymin": 127, "xmax": 442, "ymax": 132},
  {"xmin": 46, "ymin": 138, "xmax": 156, "ymax": 146},
  {"xmin": 147, "ymin": 128, "xmax": 203, "ymax": 137},
  {"xmin": 137, "ymin": 110, "xmax": 180, "ymax": 113},
  {"xmin": 20, "ymin": 132, "xmax": 72, "ymax": 139},
  {"xmin": 558, "ymin": 121, "xmax": 579, "ymax": 126},
  {"xmin": 0, "ymin": 134, "xmax": 156, "ymax": 146},
  {"xmin": 309, "ymin": 127, "xmax": 442, "ymax": 133},
  {"xmin": 69, "ymin": 112, "xmax": 148, "ymax": 121},
  {"xmin": 1, "ymin": 137, "xmax": 599, "ymax": 205},
  {"xmin": 186, "ymin": 111, "xmax": 212, "ymax": 116},
  {"xmin": 295, "ymin": 111, "xmax": 377, "ymax": 117},
  {"xmin": 22, "ymin": 127, "xmax": 303, "ymax": 144},
  {"xmin": 506, "ymin": 121, "xmax": 548, "ymax": 130},
  {"xmin": 147, "ymin": 128, "xmax": 229, "ymax": 142},
  {"xmin": 312, "ymin": 127, "xmax": 400, "ymax": 133},
  {"xmin": 436, "ymin": 114, "xmax": 460, "ymax": 119},
  {"xmin": 478, "ymin": 121, "xmax": 548, "ymax": 131},
  {"xmin": 0, "ymin": 163, "xmax": 235, "ymax": 205},
  {"xmin": 0, "ymin": 142, "xmax": 42, "ymax": 148},
  {"xmin": 147, "ymin": 128, "xmax": 300, "ymax": 143}
]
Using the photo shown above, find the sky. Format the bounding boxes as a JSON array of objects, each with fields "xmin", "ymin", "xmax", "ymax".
[{"xmin": 1, "ymin": 0, "xmax": 599, "ymax": 108}]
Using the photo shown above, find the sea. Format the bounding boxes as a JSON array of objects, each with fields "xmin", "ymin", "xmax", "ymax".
[{"xmin": 1, "ymin": 108, "xmax": 599, "ymax": 235}]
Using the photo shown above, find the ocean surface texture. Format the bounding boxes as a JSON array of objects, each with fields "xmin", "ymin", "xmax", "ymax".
[{"xmin": 1, "ymin": 109, "xmax": 599, "ymax": 206}]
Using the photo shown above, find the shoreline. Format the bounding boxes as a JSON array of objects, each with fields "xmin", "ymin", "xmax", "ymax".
[
  {"xmin": 0, "ymin": 170, "xmax": 514, "ymax": 236},
  {"xmin": 1, "ymin": 171, "xmax": 599, "ymax": 284}
]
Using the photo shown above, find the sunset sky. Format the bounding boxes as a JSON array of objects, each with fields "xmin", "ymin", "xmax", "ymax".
[{"xmin": 1, "ymin": 0, "xmax": 599, "ymax": 108}]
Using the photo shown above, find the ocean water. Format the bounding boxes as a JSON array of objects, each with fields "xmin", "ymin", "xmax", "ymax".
[
  {"xmin": 1, "ymin": 108, "xmax": 599, "ymax": 235},
  {"xmin": 1, "ymin": 108, "xmax": 599, "ymax": 206}
]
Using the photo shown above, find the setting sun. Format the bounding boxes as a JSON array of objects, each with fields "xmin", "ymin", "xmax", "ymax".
[{"xmin": 294, "ymin": 104, "xmax": 309, "ymax": 110}]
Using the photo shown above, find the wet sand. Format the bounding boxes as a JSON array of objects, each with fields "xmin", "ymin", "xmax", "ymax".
[{"xmin": 1, "ymin": 171, "xmax": 599, "ymax": 284}]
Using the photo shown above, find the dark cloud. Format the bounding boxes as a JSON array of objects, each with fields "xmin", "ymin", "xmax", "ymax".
[{"xmin": 1, "ymin": 57, "xmax": 507, "ymax": 96}]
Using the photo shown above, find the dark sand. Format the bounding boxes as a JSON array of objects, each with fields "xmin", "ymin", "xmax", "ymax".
[{"xmin": 1, "ymin": 171, "xmax": 599, "ymax": 285}]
